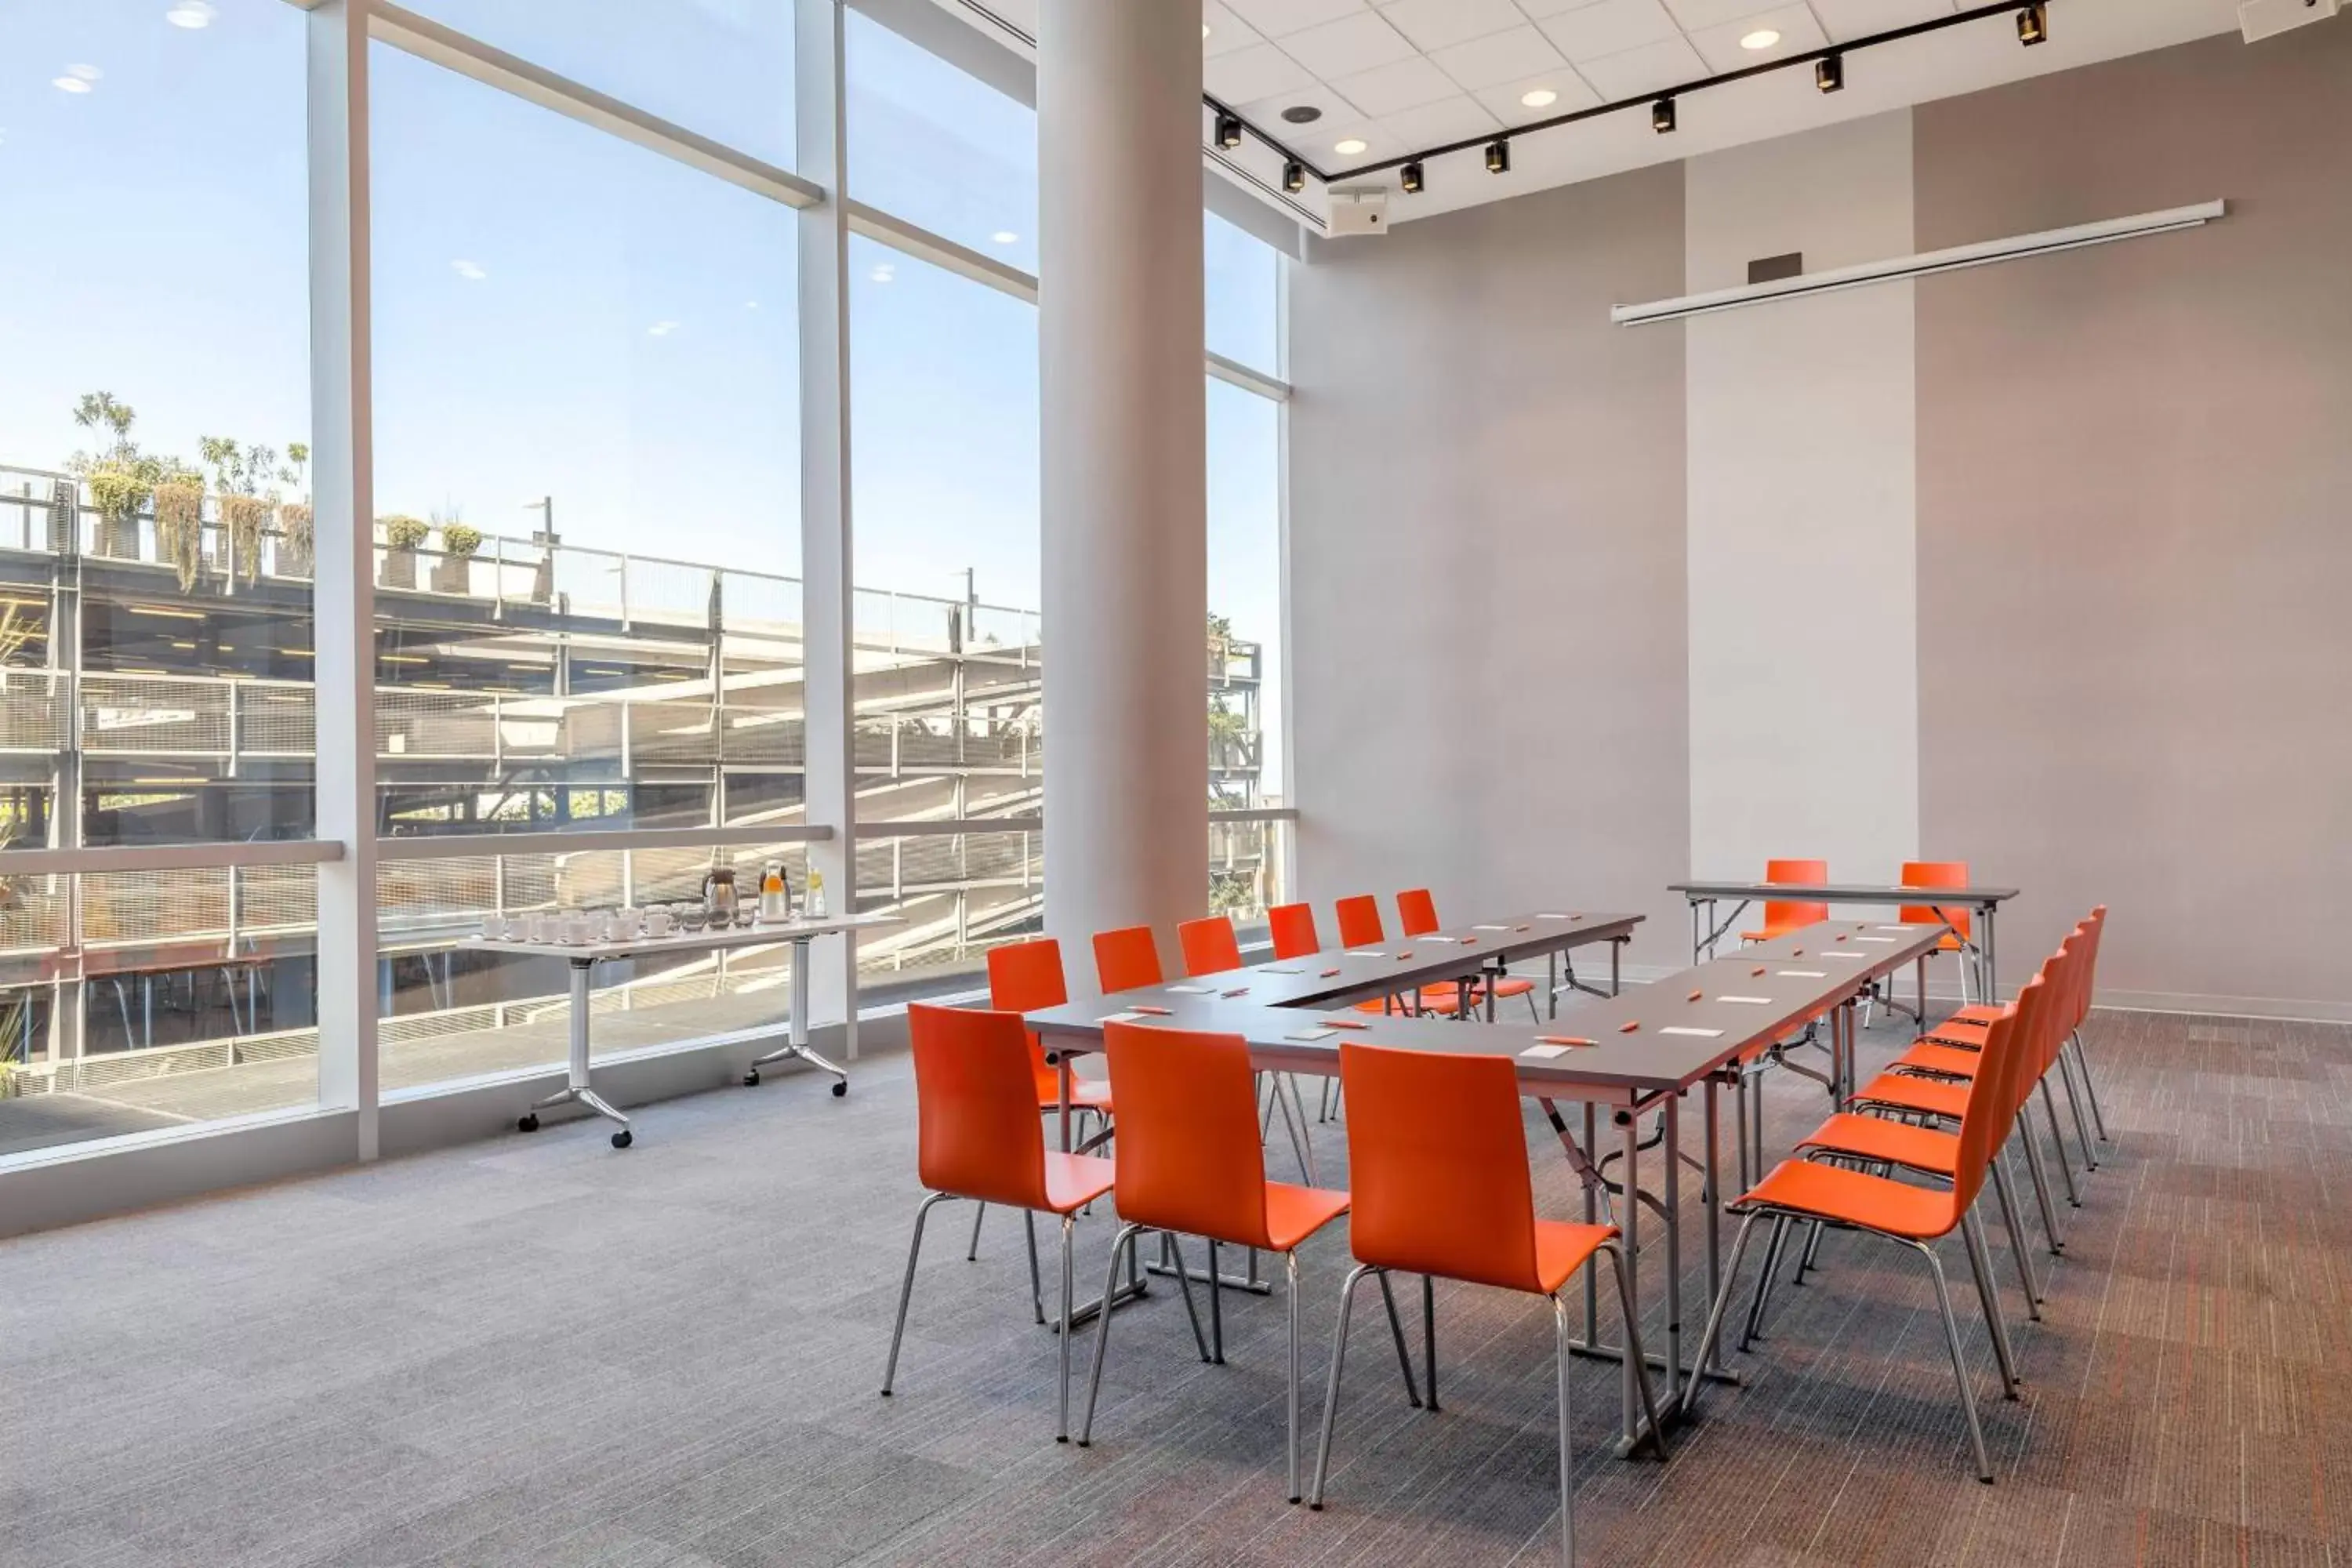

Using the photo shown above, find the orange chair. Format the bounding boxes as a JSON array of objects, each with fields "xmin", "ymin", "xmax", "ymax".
[
  {"xmin": 1334, "ymin": 894, "xmax": 1385, "ymax": 949},
  {"xmin": 1689, "ymin": 992, "xmax": 2039, "ymax": 1483},
  {"xmin": 881, "ymin": 1004, "xmax": 1116, "ymax": 1443},
  {"xmin": 1741, "ymin": 858, "xmax": 1830, "ymax": 942},
  {"xmin": 1308, "ymin": 1043, "xmax": 1665, "ymax": 1560},
  {"xmin": 980, "ymin": 938, "xmax": 1115, "ymax": 1282},
  {"xmin": 1178, "ymin": 914, "xmax": 1244, "ymax": 978},
  {"xmin": 1077, "ymin": 1023, "xmax": 1399, "ymax": 1502},
  {"xmin": 1267, "ymin": 902, "xmax": 1321, "ymax": 961},
  {"xmin": 1398, "ymin": 887, "xmax": 1539, "ymax": 1023},
  {"xmin": 1092, "ymin": 924, "xmax": 1164, "ymax": 993},
  {"xmin": 1902, "ymin": 860, "xmax": 1982, "ymax": 1012},
  {"xmin": 1926, "ymin": 906, "xmax": 2110, "ymax": 1149}
]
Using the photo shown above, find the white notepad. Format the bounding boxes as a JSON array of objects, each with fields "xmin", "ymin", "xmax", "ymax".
[
  {"xmin": 1875, "ymin": 924, "xmax": 1915, "ymax": 932},
  {"xmin": 1717, "ymin": 995, "xmax": 1773, "ymax": 1005},
  {"xmin": 1347, "ymin": 949, "xmax": 1386, "ymax": 958},
  {"xmin": 1659, "ymin": 1025, "xmax": 1722, "ymax": 1038},
  {"xmin": 1259, "ymin": 966, "xmax": 1305, "ymax": 975},
  {"xmin": 1777, "ymin": 969, "xmax": 1828, "ymax": 978},
  {"xmin": 1095, "ymin": 1011, "xmax": 1147, "ymax": 1025},
  {"xmin": 1822, "ymin": 952, "xmax": 1867, "ymax": 960},
  {"xmin": 1283, "ymin": 1029, "xmax": 1338, "ymax": 1043},
  {"xmin": 1472, "ymin": 924, "xmax": 1511, "ymax": 931},
  {"xmin": 1520, "ymin": 1043, "xmax": 1570, "ymax": 1060},
  {"xmin": 1164, "ymin": 984, "xmax": 1213, "ymax": 993},
  {"xmin": 1853, "ymin": 936, "xmax": 1897, "ymax": 945},
  {"xmin": 1537, "ymin": 913, "xmax": 1576, "ymax": 920}
]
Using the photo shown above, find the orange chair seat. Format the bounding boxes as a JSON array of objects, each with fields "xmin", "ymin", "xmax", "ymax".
[
  {"xmin": 1261, "ymin": 1181, "xmax": 1352, "ymax": 1251},
  {"xmin": 1738, "ymin": 1158, "xmax": 1955, "ymax": 1240},
  {"xmin": 1797, "ymin": 1112, "xmax": 1960, "ymax": 1178},
  {"xmin": 1926, "ymin": 1017, "xmax": 1991, "ymax": 1041},
  {"xmin": 1533, "ymin": 1219, "xmax": 1617, "ymax": 1294},
  {"xmin": 1947, "ymin": 1004, "xmax": 2002, "ymax": 1026},
  {"xmin": 1045, "ymin": 1078, "xmax": 1116, "ymax": 1115},
  {"xmin": 1855, "ymin": 1072, "xmax": 1971, "ymax": 1120},
  {"xmin": 1041, "ymin": 1151, "xmax": 1118, "ymax": 1215},
  {"xmin": 1890, "ymin": 1042, "xmax": 1984, "ymax": 1080},
  {"xmin": 1740, "ymin": 924, "xmax": 1807, "ymax": 944}
]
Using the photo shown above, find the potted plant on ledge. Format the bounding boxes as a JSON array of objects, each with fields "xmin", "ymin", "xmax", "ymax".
[
  {"xmin": 433, "ymin": 516, "xmax": 481, "ymax": 594},
  {"xmin": 274, "ymin": 442, "xmax": 312, "ymax": 578},
  {"xmin": 379, "ymin": 514, "xmax": 430, "ymax": 589}
]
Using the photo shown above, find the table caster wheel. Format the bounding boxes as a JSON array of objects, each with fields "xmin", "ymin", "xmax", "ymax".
[
  {"xmin": 611, "ymin": 1128, "xmax": 633, "ymax": 1149},
  {"xmin": 832, "ymin": 1080, "xmax": 848, "ymax": 1098},
  {"xmin": 517, "ymin": 1113, "xmax": 540, "ymax": 1133},
  {"xmin": 743, "ymin": 1069, "xmax": 761, "ymax": 1087}
]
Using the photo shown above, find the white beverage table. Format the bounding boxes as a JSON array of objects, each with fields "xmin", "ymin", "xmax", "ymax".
[{"xmin": 470, "ymin": 911, "xmax": 902, "ymax": 1147}]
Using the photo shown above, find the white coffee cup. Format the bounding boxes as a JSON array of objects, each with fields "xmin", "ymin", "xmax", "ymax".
[
  {"xmin": 481, "ymin": 914, "xmax": 510, "ymax": 942},
  {"xmin": 644, "ymin": 908, "xmax": 673, "ymax": 938},
  {"xmin": 522, "ymin": 913, "xmax": 550, "ymax": 942}
]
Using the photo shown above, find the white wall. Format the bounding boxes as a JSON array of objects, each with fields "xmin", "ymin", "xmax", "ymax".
[{"xmin": 1683, "ymin": 114, "xmax": 1921, "ymax": 889}]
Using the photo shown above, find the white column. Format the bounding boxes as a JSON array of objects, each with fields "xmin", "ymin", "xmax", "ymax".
[
  {"xmin": 796, "ymin": 0, "xmax": 857, "ymax": 1052},
  {"xmin": 1037, "ymin": 0, "xmax": 1207, "ymax": 953}
]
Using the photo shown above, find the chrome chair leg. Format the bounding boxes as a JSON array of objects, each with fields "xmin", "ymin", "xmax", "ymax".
[
  {"xmin": 1078, "ymin": 1223, "xmax": 1141, "ymax": 1446},
  {"xmin": 1909, "ymin": 1238, "xmax": 1994, "ymax": 1483},
  {"xmin": 1552, "ymin": 1294, "xmax": 1577, "ymax": 1568},
  {"xmin": 1421, "ymin": 1274, "xmax": 1439, "ymax": 1411},
  {"xmin": 1207, "ymin": 1240, "xmax": 1225, "ymax": 1363},
  {"xmin": 1286, "ymin": 1250, "xmax": 1304, "ymax": 1503},
  {"xmin": 2056, "ymin": 1048, "xmax": 2098, "ymax": 1173},
  {"xmin": 1055, "ymin": 1212, "xmax": 1076, "ymax": 1443},
  {"xmin": 966, "ymin": 1201, "xmax": 986, "ymax": 1261},
  {"xmin": 2015, "ymin": 1121, "xmax": 2067, "ymax": 1254},
  {"xmin": 2038, "ymin": 1077, "xmax": 2083, "ymax": 1208},
  {"xmin": 1682, "ymin": 1210, "xmax": 1762, "ymax": 1419},
  {"xmin": 1959, "ymin": 1209, "xmax": 2020, "ymax": 1399},
  {"xmin": 2069, "ymin": 1029, "xmax": 2111, "ymax": 1143},
  {"xmin": 1988, "ymin": 1152, "xmax": 2043, "ymax": 1316},
  {"xmin": 1740, "ymin": 1214, "xmax": 1792, "ymax": 1352},
  {"xmin": 1024, "ymin": 1209, "xmax": 1044, "ymax": 1326},
  {"xmin": 1374, "ymin": 1270, "xmax": 1423, "ymax": 1408},
  {"xmin": 1307, "ymin": 1262, "xmax": 1374, "ymax": 1509},
  {"xmin": 1163, "ymin": 1233, "xmax": 1213, "ymax": 1363},
  {"xmin": 881, "ymin": 1191, "xmax": 952, "ymax": 1396}
]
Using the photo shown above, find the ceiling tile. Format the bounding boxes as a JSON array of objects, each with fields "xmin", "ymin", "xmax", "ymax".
[
  {"xmin": 1806, "ymin": 0, "xmax": 1960, "ymax": 43},
  {"xmin": 1224, "ymin": 0, "xmax": 1370, "ymax": 38},
  {"xmin": 1661, "ymin": 0, "xmax": 1785, "ymax": 30},
  {"xmin": 1375, "ymin": 0, "xmax": 1529, "ymax": 52},
  {"xmin": 1430, "ymin": 24, "xmax": 1570, "ymax": 90},
  {"xmin": 1327, "ymin": 55, "xmax": 1461, "ymax": 116},
  {"xmin": 1472, "ymin": 70, "xmax": 1602, "ymax": 125},
  {"xmin": 1571, "ymin": 31, "xmax": 1707, "ymax": 97},
  {"xmin": 1202, "ymin": 2, "xmax": 1265, "ymax": 59},
  {"xmin": 1515, "ymin": 0, "xmax": 1614, "ymax": 17},
  {"xmin": 1686, "ymin": 3, "xmax": 1829, "ymax": 74},
  {"xmin": 1276, "ymin": 8, "xmax": 1421, "ymax": 76},
  {"xmin": 1206, "ymin": 42, "xmax": 1319, "ymax": 103},
  {"xmin": 1310, "ymin": 113, "xmax": 1388, "ymax": 164},
  {"xmin": 1537, "ymin": 0, "xmax": 1682, "ymax": 61},
  {"xmin": 1376, "ymin": 93, "xmax": 1505, "ymax": 151}
]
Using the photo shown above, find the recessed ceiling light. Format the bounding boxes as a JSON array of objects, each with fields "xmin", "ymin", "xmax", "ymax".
[
  {"xmin": 1520, "ymin": 87, "xmax": 1558, "ymax": 108},
  {"xmin": 990, "ymin": 230, "xmax": 1018, "ymax": 245},
  {"xmin": 1334, "ymin": 136, "xmax": 1367, "ymax": 155},
  {"xmin": 165, "ymin": 2, "xmax": 216, "ymax": 28},
  {"xmin": 1740, "ymin": 28, "xmax": 1781, "ymax": 50}
]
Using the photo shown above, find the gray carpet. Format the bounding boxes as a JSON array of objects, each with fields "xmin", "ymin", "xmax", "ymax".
[{"xmin": 3, "ymin": 1004, "xmax": 2347, "ymax": 1566}]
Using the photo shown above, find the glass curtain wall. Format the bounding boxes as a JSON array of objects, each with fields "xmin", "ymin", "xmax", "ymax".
[{"xmin": 0, "ymin": 0, "xmax": 1291, "ymax": 1165}]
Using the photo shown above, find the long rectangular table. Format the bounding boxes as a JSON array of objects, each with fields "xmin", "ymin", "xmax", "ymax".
[
  {"xmin": 1023, "ymin": 910, "xmax": 1952, "ymax": 1454},
  {"xmin": 1670, "ymin": 879, "xmax": 2020, "ymax": 1004},
  {"xmin": 470, "ymin": 911, "xmax": 903, "ymax": 1145}
]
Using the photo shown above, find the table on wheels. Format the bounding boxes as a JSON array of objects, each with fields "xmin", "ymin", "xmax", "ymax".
[
  {"xmin": 1023, "ymin": 910, "xmax": 1951, "ymax": 1456},
  {"xmin": 470, "ymin": 911, "xmax": 902, "ymax": 1147}
]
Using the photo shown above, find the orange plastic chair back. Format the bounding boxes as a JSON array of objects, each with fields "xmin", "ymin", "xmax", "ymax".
[
  {"xmin": 2074, "ymin": 906, "xmax": 2107, "ymax": 1029},
  {"xmin": 1102, "ymin": 1022, "xmax": 1272, "ymax": 1249},
  {"xmin": 1339, "ymin": 1042, "xmax": 1541, "ymax": 1294},
  {"xmin": 986, "ymin": 937, "xmax": 1068, "ymax": 1101},
  {"xmin": 1762, "ymin": 858, "xmax": 1829, "ymax": 931},
  {"xmin": 1268, "ymin": 902, "xmax": 1320, "ymax": 960},
  {"xmin": 1396, "ymin": 888, "xmax": 1440, "ymax": 938},
  {"xmin": 1334, "ymin": 895, "xmax": 1385, "ymax": 949},
  {"xmin": 909, "ymin": 1004, "xmax": 1048, "ymax": 1210},
  {"xmin": 1093, "ymin": 925, "xmax": 1164, "ymax": 993},
  {"xmin": 1900, "ymin": 861, "xmax": 1973, "ymax": 946},
  {"xmin": 1178, "ymin": 915, "xmax": 1244, "ymax": 978},
  {"xmin": 1950, "ymin": 985, "xmax": 2035, "ymax": 1214}
]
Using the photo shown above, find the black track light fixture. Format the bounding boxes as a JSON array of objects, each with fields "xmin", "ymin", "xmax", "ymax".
[
  {"xmin": 2016, "ymin": 2, "xmax": 2047, "ymax": 45},
  {"xmin": 1282, "ymin": 159, "xmax": 1305, "ymax": 194},
  {"xmin": 1399, "ymin": 160, "xmax": 1425, "ymax": 194},
  {"xmin": 1485, "ymin": 138, "xmax": 1510, "ymax": 175},
  {"xmin": 1652, "ymin": 96, "xmax": 1676, "ymax": 134},
  {"xmin": 1214, "ymin": 111, "xmax": 1243, "ymax": 150},
  {"xmin": 1816, "ymin": 52, "xmax": 1844, "ymax": 93}
]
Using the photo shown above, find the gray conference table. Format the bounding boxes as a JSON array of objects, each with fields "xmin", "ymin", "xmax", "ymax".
[
  {"xmin": 1022, "ymin": 911, "xmax": 1951, "ymax": 1455},
  {"xmin": 1671, "ymin": 879, "xmax": 2020, "ymax": 1005}
]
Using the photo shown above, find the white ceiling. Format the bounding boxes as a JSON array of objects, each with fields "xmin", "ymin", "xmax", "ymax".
[{"xmin": 938, "ymin": 0, "xmax": 2269, "ymax": 226}]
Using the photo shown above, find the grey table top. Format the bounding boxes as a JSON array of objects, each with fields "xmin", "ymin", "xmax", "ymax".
[
  {"xmin": 1670, "ymin": 880, "xmax": 2020, "ymax": 906},
  {"xmin": 1023, "ymin": 916, "xmax": 1945, "ymax": 1104}
]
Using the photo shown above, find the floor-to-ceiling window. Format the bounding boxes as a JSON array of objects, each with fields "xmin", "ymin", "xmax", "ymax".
[{"xmin": 0, "ymin": 0, "xmax": 1292, "ymax": 1177}]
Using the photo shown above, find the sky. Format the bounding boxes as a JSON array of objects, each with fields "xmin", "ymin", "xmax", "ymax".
[{"xmin": 0, "ymin": 0, "xmax": 1287, "ymax": 790}]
